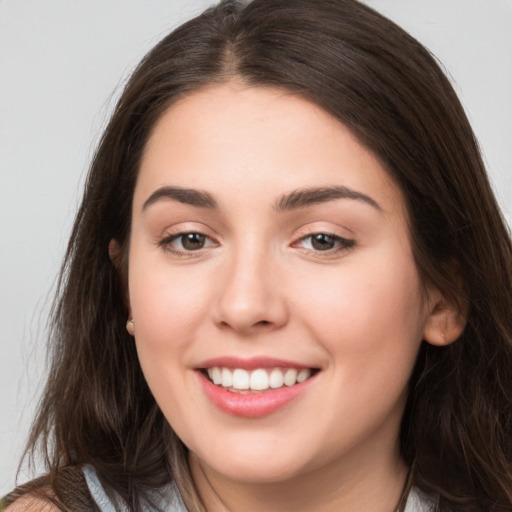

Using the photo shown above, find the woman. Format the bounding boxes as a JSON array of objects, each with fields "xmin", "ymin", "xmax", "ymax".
[{"xmin": 3, "ymin": 0, "xmax": 512, "ymax": 510}]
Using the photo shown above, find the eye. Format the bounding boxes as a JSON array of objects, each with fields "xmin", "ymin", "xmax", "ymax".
[
  {"xmin": 297, "ymin": 233, "xmax": 355, "ymax": 252},
  {"xmin": 177, "ymin": 232, "xmax": 207, "ymax": 250},
  {"xmin": 160, "ymin": 232, "xmax": 216, "ymax": 254}
]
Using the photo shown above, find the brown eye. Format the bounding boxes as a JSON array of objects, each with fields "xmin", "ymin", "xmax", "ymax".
[
  {"xmin": 311, "ymin": 234, "xmax": 337, "ymax": 251},
  {"xmin": 297, "ymin": 233, "xmax": 355, "ymax": 253},
  {"xmin": 179, "ymin": 233, "xmax": 206, "ymax": 250},
  {"xmin": 160, "ymin": 231, "xmax": 215, "ymax": 254}
]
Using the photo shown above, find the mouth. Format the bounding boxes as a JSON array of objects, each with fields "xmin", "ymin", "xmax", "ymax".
[
  {"xmin": 195, "ymin": 357, "xmax": 320, "ymax": 417},
  {"xmin": 201, "ymin": 366, "xmax": 319, "ymax": 394}
]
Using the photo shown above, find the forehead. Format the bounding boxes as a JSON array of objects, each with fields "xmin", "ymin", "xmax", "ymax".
[{"xmin": 136, "ymin": 83, "xmax": 405, "ymax": 216}]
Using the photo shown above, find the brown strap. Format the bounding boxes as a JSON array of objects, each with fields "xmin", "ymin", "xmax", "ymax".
[{"xmin": 1, "ymin": 466, "xmax": 100, "ymax": 512}]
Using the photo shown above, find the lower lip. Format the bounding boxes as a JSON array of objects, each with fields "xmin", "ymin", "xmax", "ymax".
[{"xmin": 197, "ymin": 371, "xmax": 316, "ymax": 418}]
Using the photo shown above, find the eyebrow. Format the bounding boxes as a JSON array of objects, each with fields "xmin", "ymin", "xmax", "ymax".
[
  {"xmin": 274, "ymin": 186, "xmax": 381, "ymax": 211},
  {"xmin": 142, "ymin": 186, "xmax": 217, "ymax": 211},
  {"xmin": 142, "ymin": 185, "xmax": 381, "ymax": 212}
]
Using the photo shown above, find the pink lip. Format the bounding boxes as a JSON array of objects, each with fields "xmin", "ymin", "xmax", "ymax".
[
  {"xmin": 196, "ymin": 356, "xmax": 313, "ymax": 370},
  {"xmin": 196, "ymin": 369, "xmax": 318, "ymax": 418}
]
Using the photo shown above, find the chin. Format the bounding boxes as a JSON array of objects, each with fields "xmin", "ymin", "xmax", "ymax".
[
  {"xmin": 202, "ymin": 455, "xmax": 311, "ymax": 484},
  {"xmin": 188, "ymin": 432, "xmax": 321, "ymax": 485}
]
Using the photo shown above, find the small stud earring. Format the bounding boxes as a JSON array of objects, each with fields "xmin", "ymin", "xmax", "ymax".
[{"xmin": 126, "ymin": 318, "xmax": 135, "ymax": 336}]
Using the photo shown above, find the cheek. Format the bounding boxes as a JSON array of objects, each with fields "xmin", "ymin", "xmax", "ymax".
[
  {"xmin": 126, "ymin": 247, "xmax": 216, "ymax": 384},
  {"xmin": 290, "ymin": 252, "xmax": 426, "ymax": 442},
  {"xmin": 129, "ymin": 249, "xmax": 212, "ymax": 332},
  {"xmin": 127, "ymin": 259, "xmax": 212, "ymax": 423},
  {"xmin": 291, "ymin": 249, "xmax": 426, "ymax": 370}
]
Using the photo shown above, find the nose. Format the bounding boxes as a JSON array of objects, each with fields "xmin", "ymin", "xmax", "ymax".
[{"xmin": 212, "ymin": 246, "xmax": 289, "ymax": 335}]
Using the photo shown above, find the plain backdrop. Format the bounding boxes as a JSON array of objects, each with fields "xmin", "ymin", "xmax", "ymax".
[{"xmin": 1, "ymin": 0, "xmax": 511, "ymax": 497}]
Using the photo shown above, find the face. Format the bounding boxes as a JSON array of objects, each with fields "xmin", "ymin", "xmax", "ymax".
[{"xmin": 127, "ymin": 83, "xmax": 434, "ymax": 487}]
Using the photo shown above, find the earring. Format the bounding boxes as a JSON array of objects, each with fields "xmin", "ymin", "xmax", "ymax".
[{"xmin": 126, "ymin": 318, "xmax": 135, "ymax": 336}]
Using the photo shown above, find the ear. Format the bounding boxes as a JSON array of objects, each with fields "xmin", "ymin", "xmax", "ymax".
[
  {"xmin": 109, "ymin": 239, "xmax": 122, "ymax": 267},
  {"xmin": 109, "ymin": 239, "xmax": 131, "ymax": 314},
  {"xmin": 422, "ymin": 286, "xmax": 467, "ymax": 346}
]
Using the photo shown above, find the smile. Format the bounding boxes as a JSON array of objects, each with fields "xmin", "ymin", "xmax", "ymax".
[
  {"xmin": 196, "ymin": 359, "xmax": 320, "ymax": 417},
  {"xmin": 206, "ymin": 367, "xmax": 313, "ymax": 393}
]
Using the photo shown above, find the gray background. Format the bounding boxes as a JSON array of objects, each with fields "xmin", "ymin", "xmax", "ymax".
[{"xmin": 1, "ymin": 0, "xmax": 511, "ymax": 497}]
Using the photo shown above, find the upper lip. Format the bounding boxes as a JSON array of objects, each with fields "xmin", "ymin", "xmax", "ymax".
[{"xmin": 195, "ymin": 356, "xmax": 318, "ymax": 370}]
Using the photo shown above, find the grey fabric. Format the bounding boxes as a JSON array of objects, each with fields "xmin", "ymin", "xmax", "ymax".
[
  {"xmin": 84, "ymin": 464, "xmax": 436, "ymax": 511},
  {"xmin": 404, "ymin": 486, "xmax": 438, "ymax": 512},
  {"xmin": 83, "ymin": 465, "xmax": 187, "ymax": 512}
]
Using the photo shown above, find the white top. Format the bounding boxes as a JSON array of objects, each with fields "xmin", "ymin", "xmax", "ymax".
[
  {"xmin": 404, "ymin": 487, "xmax": 438, "ymax": 512},
  {"xmin": 83, "ymin": 465, "xmax": 186, "ymax": 511},
  {"xmin": 83, "ymin": 464, "xmax": 437, "ymax": 511}
]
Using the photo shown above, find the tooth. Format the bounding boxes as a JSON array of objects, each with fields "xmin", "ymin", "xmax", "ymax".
[
  {"xmin": 284, "ymin": 368, "xmax": 298, "ymax": 386},
  {"xmin": 221, "ymin": 368, "xmax": 233, "ymax": 388},
  {"xmin": 269, "ymin": 368, "xmax": 284, "ymax": 388},
  {"xmin": 211, "ymin": 366, "xmax": 311, "ymax": 390},
  {"xmin": 232, "ymin": 369, "xmax": 250, "ymax": 389},
  {"xmin": 297, "ymin": 369, "xmax": 311, "ymax": 383},
  {"xmin": 209, "ymin": 367, "xmax": 222, "ymax": 385},
  {"xmin": 250, "ymin": 369, "xmax": 269, "ymax": 390}
]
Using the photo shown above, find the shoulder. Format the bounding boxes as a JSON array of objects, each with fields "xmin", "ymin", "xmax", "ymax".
[
  {"xmin": 2, "ymin": 466, "xmax": 99, "ymax": 512},
  {"xmin": 3, "ymin": 494, "xmax": 61, "ymax": 512},
  {"xmin": 1, "ymin": 477, "xmax": 61, "ymax": 512}
]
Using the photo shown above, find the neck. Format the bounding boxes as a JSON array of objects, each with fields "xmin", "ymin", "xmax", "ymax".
[{"xmin": 189, "ymin": 441, "xmax": 409, "ymax": 512}]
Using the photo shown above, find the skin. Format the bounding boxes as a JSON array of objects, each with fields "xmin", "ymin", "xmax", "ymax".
[{"xmin": 124, "ymin": 82, "xmax": 462, "ymax": 512}]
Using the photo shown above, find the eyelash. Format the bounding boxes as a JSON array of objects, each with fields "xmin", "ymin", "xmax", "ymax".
[
  {"xmin": 295, "ymin": 232, "xmax": 355, "ymax": 254},
  {"xmin": 158, "ymin": 231, "xmax": 355, "ymax": 257},
  {"xmin": 159, "ymin": 232, "xmax": 217, "ymax": 256}
]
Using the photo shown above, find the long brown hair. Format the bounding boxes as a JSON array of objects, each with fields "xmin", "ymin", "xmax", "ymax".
[{"xmin": 11, "ymin": 0, "xmax": 512, "ymax": 510}]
